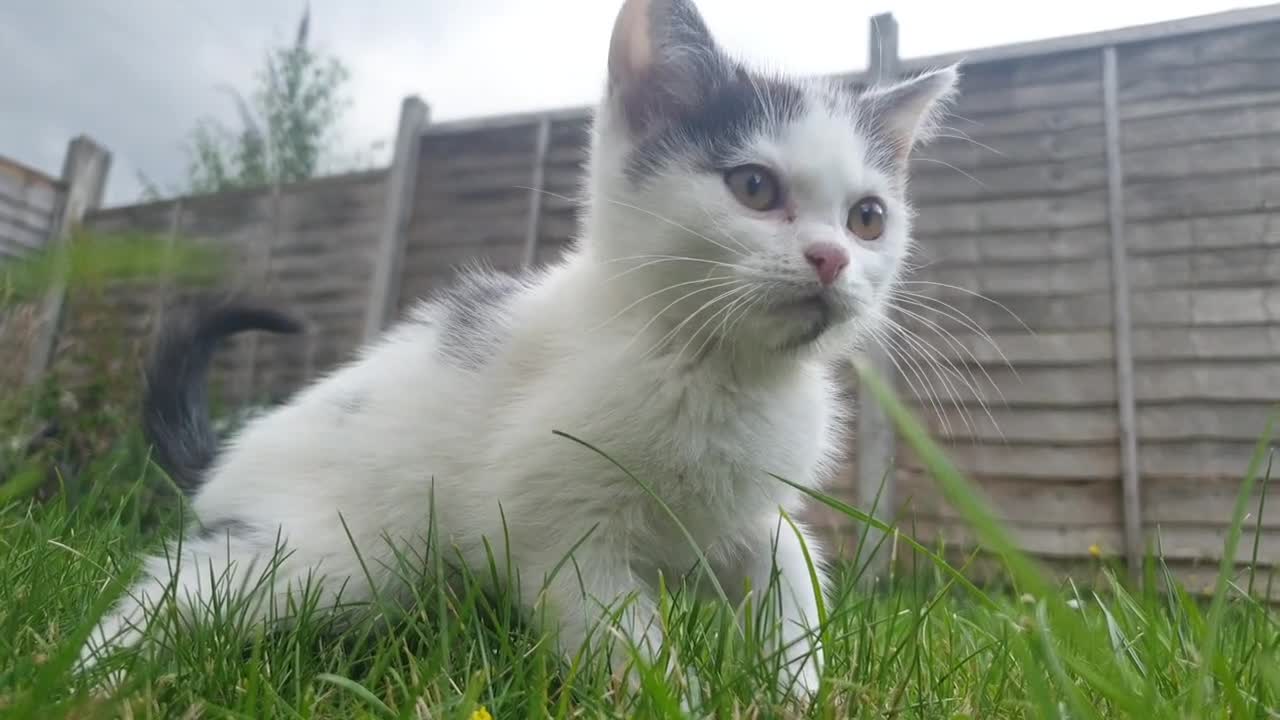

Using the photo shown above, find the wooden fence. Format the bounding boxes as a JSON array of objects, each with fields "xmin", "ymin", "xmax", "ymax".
[
  {"xmin": 0, "ymin": 141, "xmax": 110, "ymax": 390},
  {"xmin": 7, "ymin": 5, "xmax": 1280, "ymax": 587}
]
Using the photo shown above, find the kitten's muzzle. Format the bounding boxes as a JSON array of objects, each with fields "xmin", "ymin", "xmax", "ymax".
[{"xmin": 771, "ymin": 290, "xmax": 853, "ymax": 348}]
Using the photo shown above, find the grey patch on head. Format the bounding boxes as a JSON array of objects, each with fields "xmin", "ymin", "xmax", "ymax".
[
  {"xmin": 196, "ymin": 517, "xmax": 253, "ymax": 541},
  {"xmin": 625, "ymin": 66, "xmax": 808, "ymax": 183},
  {"xmin": 430, "ymin": 267, "xmax": 528, "ymax": 371}
]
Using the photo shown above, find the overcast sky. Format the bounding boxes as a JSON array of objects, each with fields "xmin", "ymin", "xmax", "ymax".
[{"xmin": 1, "ymin": 0, "xmax": 1259, "ymax": 206}]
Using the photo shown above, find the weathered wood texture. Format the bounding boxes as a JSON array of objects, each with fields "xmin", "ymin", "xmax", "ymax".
[
  {"xmin": 44, "ymin": 8, "xmax": 1280, "ymax": 576},
  {"xmin": 891, "ymin": 45, "xmax": 1125, "ymax": 561},
  {"xmin": 0, "ymin": 156, "xmax": 64, "ymax": 393},
  {"xmin": 394, "ymin": 116, "xmax": 589, "ymax": 311},
  {"xmin": 1116, "ymin": 21, "xmax": 1280, "ymax": 567},
  {"xmin": 889, "ymin": 18, "xmax": 1280, "ymax": 569},
  {"xmin": 59, "ymin": 170, "xmax": 387, "ymax": 407}
]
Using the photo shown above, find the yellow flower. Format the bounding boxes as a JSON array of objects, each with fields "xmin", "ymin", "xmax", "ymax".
[
  {"xmin": 1088, "ymin": 543, "xmax": 1102, "ymax": 559},
  {"xmin": 470, "ymin": 708, "xmax": 493, "ymax": 720}
]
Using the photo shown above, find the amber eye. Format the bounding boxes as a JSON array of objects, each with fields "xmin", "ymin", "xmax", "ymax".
[
  {"xmin": 848, "ymin": 196, "xmax": 886, "ymax": 241},
  {"xmin": 724, "ymin": 164, "xmax": 782, "ymax": 211}
]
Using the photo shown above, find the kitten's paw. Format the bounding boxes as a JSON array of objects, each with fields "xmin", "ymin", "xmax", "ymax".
[{"xmin": 783, "ymin": 651, "xmax": 822, "ymax": 704}]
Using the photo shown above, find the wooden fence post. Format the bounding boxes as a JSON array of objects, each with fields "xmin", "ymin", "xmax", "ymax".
[
  {"xmin": 23, "ymin": 136, "xmax": 111, "ymax": 387},
  {"xmin": 363, "ymin": 96, "xmax": 429, "ymax": 343},
  {"xmin": 521, "ymin": 116, "xmax": 552, "ymax": 268},
  {"xmin": 1102, "ymin": 46, "xmax": 1144, "ymax": 582},
  {"xmin": 855, "ymin": 13, "xmax": 901, "ymax": 582}
]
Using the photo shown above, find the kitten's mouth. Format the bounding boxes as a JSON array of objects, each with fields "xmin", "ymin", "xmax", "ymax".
[{"xmin": 774, "ymin": 293, "xmax": 839, "ymax": 349}]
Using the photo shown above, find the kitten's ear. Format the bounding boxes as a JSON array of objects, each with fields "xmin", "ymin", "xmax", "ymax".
[
  {"xmin": 865, "ymin": 65, "xmax": 960, "ymax": 162},
  {"xmin": 606, "ymin": 0, "xmax": 729, "ymax": 135}
]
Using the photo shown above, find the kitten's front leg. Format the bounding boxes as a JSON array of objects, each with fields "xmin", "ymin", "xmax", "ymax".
[
  {"xmin": 520, "ymin": 548, "xmax": 667, "ymax": 683},
  {"xmin": 720, "ymin": 515, "xmax": 828, "ymax": 698}
]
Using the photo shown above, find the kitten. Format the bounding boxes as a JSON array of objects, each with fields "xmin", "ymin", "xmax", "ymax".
[{"xmin": 78, "ymin": 0, "xmax": 957, "ymax": 699}]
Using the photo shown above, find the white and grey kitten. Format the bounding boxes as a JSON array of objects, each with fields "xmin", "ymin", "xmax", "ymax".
[{"xmin": 79, "ymin": 0, "xmax": 957, "ymax": 698}]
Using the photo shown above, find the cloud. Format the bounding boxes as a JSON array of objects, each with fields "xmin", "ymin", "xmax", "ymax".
[{"xmin": 0, "ymin": 0, "xmax": 1259, "ymax": 206}]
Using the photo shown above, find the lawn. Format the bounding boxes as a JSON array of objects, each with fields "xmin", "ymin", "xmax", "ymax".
[{"xmin": 1, "ymin": 368, "xmax": 1277, "ymax": 719}]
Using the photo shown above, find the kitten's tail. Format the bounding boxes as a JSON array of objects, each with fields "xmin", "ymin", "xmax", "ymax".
[{"xmin": 144, "ymin": 303, "xmax": 304, "ymax": 492}]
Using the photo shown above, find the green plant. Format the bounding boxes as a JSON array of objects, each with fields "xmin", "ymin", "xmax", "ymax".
[
  {"xmin": 0, "ymin": 228, "xmax": 225, "ymax": 507},
  {"xmin": 140, "ymin": 7, "xmax": 384, "ymax": 201}
]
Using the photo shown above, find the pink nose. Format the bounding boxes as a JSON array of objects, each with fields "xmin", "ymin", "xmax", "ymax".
[{"xmin": 803, "ymin": 243, "xmax": 850, "ymax": 286}]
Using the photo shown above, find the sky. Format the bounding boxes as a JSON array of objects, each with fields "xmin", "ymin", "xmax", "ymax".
[{"xmin": 0, "ymin": 0, "xmax": 1261, "ymax": 206}]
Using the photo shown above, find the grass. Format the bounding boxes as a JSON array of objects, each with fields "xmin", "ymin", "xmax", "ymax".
[{"xmin": 0, "ymin": 365, "xmax": 1278, "ymax": 719}]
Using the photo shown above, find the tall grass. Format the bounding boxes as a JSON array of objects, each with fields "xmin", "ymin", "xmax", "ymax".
[{"xmin": 1, "ymin": 241, "xmax": 1277, "ymax": 717}]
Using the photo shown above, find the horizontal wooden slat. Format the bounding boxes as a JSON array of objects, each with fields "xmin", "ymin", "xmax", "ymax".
[
  {"xmin": 0, "ymin": 193, "xmax": 58, "ymax": 231},
  {"xmin": 1119, "ymin": 58, "xmax": 1280, "ymax": 104},
  {"xmin": 1131, "ymin": 287, "xmax": 1280, "ymax": 327},
  {"xmin": 1126, "ymin": 211, "xmax": 1280, "ymax": 254},
  {"xmin": 911, "ymin": 155, "xmax": 1107, "ymax": 203},
  {"xmin": 914, "ymin": 406, "xmax": 1119, "ymax": 444},
  {"xmin": 0, "ymin": 159, "xmax": 60, "ymax": 210},
  {"xmin": 1126, "ymin": 167, "xmax": 1280, "ymax": 221},
  {"xmin": 939, "ymin": 104, "xmax": 1103, "ymax": 139},
  {"xmin": 902, "ymin": 518, "xmax": 1280, "ymax": 563},
  {"xmin": 1137, "ymin": 402, "xmax": 1275, "ymax": 442},
  {"xmin": 953, "ymin": 78, "xmax": 1101, "ymax": 117},
  {"xmin": 0, "ymin": 217, "xmax": 47, "ymax": 254},
  {"xmin": 889, "ymin": 287, "xmax": 1113, "ymax": 332},
  {"xmin": 1121, "ymin": 86, "xmax": 1280, "ymax": 125},
  {"xmin": 916, "ymin": 226, "xmax": 1111, "ymax": 265},
  {"xmin": 1129, "ymin": 247, "xmax": 1280, "ymax": 290},
  {"xmin": 1119, "ymin": 23, "xmax": 1280, "ymax": 73},
  {"xmin": 1123, "ymin": 100, "xmax": 1280, "ymax": 152},
  {"xmin": 1124, "ymin": 133, "xmax": 1280, "ymax": 185},
  {"xmin": 901, "ymin": 440, "xmax": 1119, "ymax": 479},
  {"xmin": 888, "ymin": 329, "xmax": 1113, "ymax": 367},
  {"xmin": 922, "ymin": 123, "xmax": 1105, "ymax": 170},
  {"xmin": 908, "ymin": 256, "xmax": 1113, "ymax": 294},
  {"xmin": 1132, "ymin": 363, "xmax": 1280, "ymax": 403},
  {"xmin": 1132, "ymin": 326, "xmax": 1280, "ymax": 360},
  {"xmin": 900, "ymin": 471, "xmax": 1280, "ymax": 530},
  {"xmin": 914, "ymin": 189, "xmax": 1108, "ymax": 234}
]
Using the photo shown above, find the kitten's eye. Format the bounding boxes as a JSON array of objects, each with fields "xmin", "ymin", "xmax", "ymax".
[
  {"xmin": 724, "ymin": 165, "xmax": 782, "ymax": 212},
  {"xmin": 848, "ymin": 197, "xmax": 886, "ymax": 241}
]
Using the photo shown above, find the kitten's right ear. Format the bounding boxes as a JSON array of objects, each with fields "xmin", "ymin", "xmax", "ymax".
[
  {"xmin": 606, "ymin": 0, "xmax": 728, "ymax": 136},
  {"xmin": 864, "ymin": 65, "xmax": 960, "ymax": 164}
]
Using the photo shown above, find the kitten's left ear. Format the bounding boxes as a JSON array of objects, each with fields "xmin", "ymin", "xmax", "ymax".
[
  {"xmin": 865, "ymin": 64, "xmax": 960, "ymax": 162},
  {"xmin": 606, "ymin": 0, "xmax": 730, "ymax": 135}
]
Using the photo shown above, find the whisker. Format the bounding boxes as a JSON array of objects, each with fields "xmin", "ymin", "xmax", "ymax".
[
  {"xmin": 912, "ymin": 157, "xmax": 988, "ymax": 189},
  {"xmin": 621, "ymin": 280, "xmax": 745, "ymax": 355},
  {"xmin": 870, "ymin": 325, "xmax": 953, "ymax": 435},
  {"xmin": 719, "ymin": 292, "xmax": 767, "ymax": 357},
  {"xmin": 683, "ymin": 285, "xmax": 760, "ymax": 366},
  {"xmin": 889, "ymin": 290, "xmax": 1020, "ymax": 379},
  {"xmin": 889, "ymin": 294, "xmax": 1015, "ymax": 390},
  {"xmin": 886, "ymin": 306, "xmax": 1007, "ymax": 439},
  {"xmin": 883, "ymin": 316, "xmax": 981, "ymax": 435},
  {"xmin": 866, "ymin": 326, "xmax": 937, "ymax": 430},
  {"xmin": 516, "ymin": 185, "xmax": 747, "ymax": 257},
  {"xmin": 898, "ymin": 280, "xmax": 1035, "ymax": 335},
  {"xmin": 931, "ymin": 132, "xmax": 1007, "ymax": 158},
  {"xmin": 641, "ymin": 283, "xmax": 750, "ymax": 361},
  {"xmin": 600, "ymin": 254, "xmax": 754, "ymax": 276},
  {"xmin": 590, "ymin": 276, "xmax": 736, "ymax": 332},
  {"xmin": 884, "ymin": 318, "xmax": 991, "ymax": 440}
]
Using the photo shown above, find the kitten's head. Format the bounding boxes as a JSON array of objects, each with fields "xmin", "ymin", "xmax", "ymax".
[{"xmin": 583, "ymin": 0, "xmax": 957, "ymax": 362}]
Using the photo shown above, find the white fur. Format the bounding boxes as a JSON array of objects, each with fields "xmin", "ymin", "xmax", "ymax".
[{"xmin": 79, "ymin": 3, "xmax": 956, "ymax": 701}]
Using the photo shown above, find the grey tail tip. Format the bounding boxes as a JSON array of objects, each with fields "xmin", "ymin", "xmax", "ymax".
[{"xmin": 142, "ymin": 302, "xmax": 304, "ymax": 492}]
